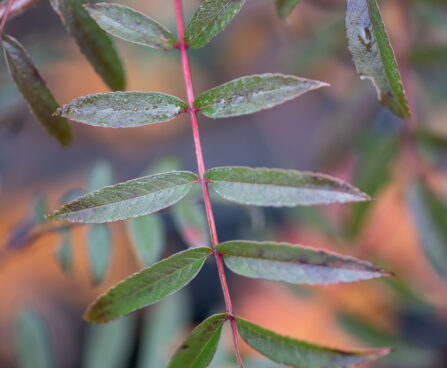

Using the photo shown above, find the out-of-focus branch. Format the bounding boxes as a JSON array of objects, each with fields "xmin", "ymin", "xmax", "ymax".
[{"xmin": 0, "ymin": 0, "xmax": 41, "ymax": 22}]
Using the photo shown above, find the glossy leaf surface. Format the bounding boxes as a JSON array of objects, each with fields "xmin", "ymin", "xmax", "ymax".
[
  {"xmin": 168, "ymin": 314, "xmax": 226, "ymax": 368},
  {"xmin": 276, "ymin": 0, "xmax": 302, "ymax": 18},
  {"xmin": 195, "ymin": 74, "xmax": 328, "ymax": 118},
  {"xmin": 86, "ymin": 3, "xmax": 177, "ymax": 50},
  {"xmin": 216, "ymin": 241, "xmax": 389, "ymax": 285},
  {"xmin": 50, "ymin": 171, "xmax": 198, "ymax": 223},
  {"xmin": 57, "ymin": 92, "xmax": 187, "ymax": 128},
  {"xmin": 184, "ymin": 0, "xmax": 245, "ymax": 49},
  {"xmin": 236, "ymin": 318, "xmax": 390, "ymax": 368},
  {"xmin": 346, "ymin": 0, "xmax": 410, "ymax": 118},
  {"xmin": 84, "ymin": 247, "xmax": 210, "ymax": 322},
  {"xmin": 205, "ymin": 167, "xmax": 370, "ymax": 207},
  {"xmin": 2, "ymin": 35, "xmax": 72, "ymax": 146}
]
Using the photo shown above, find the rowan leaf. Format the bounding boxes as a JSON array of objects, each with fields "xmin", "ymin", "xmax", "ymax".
[
  {"xmin": 276, "ymin": 0, "xmax": 302, "ymax": 19},
  {"xmin": 346, "ymin": 0, "xmax": 410, "ymax": 118},
  {"xmin": 184, "ymin": 0, "xmax": 246, "ymax": 49},
  {"xmin": 2, "ymin": 35, "xmax": 72, "ymax": 146},
  {"xmin": 205, "ymin": 167, "xmax": 370, "ymax": 207},
  {"xmin": 86, "ymin": 3, "xmax": 177, "ymax": 50},
  {"xmin": 87, "ymin": 224, "xmax": 112, "ymax": 285},
  {"xmin": 216, "ymin": 241, "xmax": 390, "ymax": 285},
  {"xmin": 84, "ymin": 247, "xmax": 211, "ymax": 323},
  {"xmin": 56, "ymin": 92, "xmax": 187, "ymax": 128},
  {"xmin": 236, "ymin": 317, "xmax": 390, "ymax": 368},
  {"xmin": 194, "ymin": 74, "xmax": 328, "ymax": 118},
  {"xmin": 49, "ymin": 171, "xmax": 198, "ymax": 223},
  {"xmin": 49, "ymin": 0, "xmax": 125, "ymax": 91},
  {"xmin": 168, "ymin": 314, "xmax": 226, "ymax": 368}
]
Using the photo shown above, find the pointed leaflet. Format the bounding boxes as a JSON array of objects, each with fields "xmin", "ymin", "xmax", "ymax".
[
  {"xmin": 216, "ymin": 241, "xmax": 389, "ymax": 285},
  {"xmin": 184, "ymin": 0, "xmax": 246, "ymax": 49},
  {"xmin": 49, "ymin": 0, "xmax": 125, "ymax": 91},
  {"xmin": 56, "ymin": 92, "xmax": 187, "ymax": 128},
  {"xmin": 2, "ymin": 35, "xmax": 71, "ymax": 146},
  {"xmin": 407, "ymin": 181, "xmax": 447, "ymax": 281},
  {"xmin": 168, "ymin": 314, "xmax": 226, "ymax": 368},
  {"xmin": 205, "ymin": 167, "xmax": 370, "ymax": 207},
  {"xmin": 49, "ymin": 171, "xmax": 198, "ymax": 223},
  {"xmin": 84, "ymin": 247, "xmax": 210, "ymax": 322},
  {"xmin": 276, "ymin": 0, "xmax": 302, "ymax": 19},
  {"xmin": 346, "ymin": 0, "xmax": 410, "ymax": 118},
  {"xmin": 236, "ymin": 318, "xmax": 390, "ymax": 368},
  {"xmin": 194, "ymin": 74, "xmax": 328, "ymax": 118},
  {"xmin": 86, "ymin": 3, "xmax": 177, "ymax": 50}
]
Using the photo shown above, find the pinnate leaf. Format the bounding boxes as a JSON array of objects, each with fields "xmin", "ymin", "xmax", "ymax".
[
  {"xmin": 346, "ymin": 0, "xmax": 410, "ymax": 118},
  {"xmin": 2, "ymin": 35, "xmax": 72, "ymax": 146},
  {"xmin": 86, "ymin": 3, "xmax": 177, "ymax": 50},
  {"xmin": 205, "ymin": 167, "xmax": 370, "ymax": 207},
  {"xmin": 57, "ymin": 92, "xmax": 187, "ymax": 128},
  {"xmin": 49, "ymin": 171, "xmax": 198, "ymax": 223},
  {"xmin": 84, "ymin": 247, "xmax": 211, "ymax": 322},
  {"xmin": 216, "ymin": 240, "xmax": 389, "ymax": 285},
  {"xmin": 168, "ymin": 314, "xmax": 226, "ymax": 368},
  {"xmin": 276, "ymin": 0, "xmax": 302, "ymax": 19},
  {"xmin": 50, "ymin": 0, "xmax": 125, "ymax": 91},
  {"xmin": 236, "ymin": 317, "xmax": 390, "ymax": 368},
  {"xmin": 184, "ymin": 0, "xmax": 246, "ymax": 49},
  {"xmin": 195, "ymin": 74, "xmax": 328, "ymax": 118}
]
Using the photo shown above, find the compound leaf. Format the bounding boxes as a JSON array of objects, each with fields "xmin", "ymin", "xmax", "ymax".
[
  {"xmin": 84, "ymin": 247, "xmax": 211, "ymax": 323},
  {"xmin": 184, "ymin": 0, "xmax": 246, "ymax": 49},
  {"xmin": 49, "ymin": 171, "xmax": 198, "ymax": 223},
  {"xmin": 168, "ymin": 314, "xmax": 226, "ymax": 368},
  {"xmin": 2, "ymin": 35, "xmax": 72, "ymax": 146},
  {"xmin": 216, "ymin": 241, "xmax": 390, "ymax": 285},
  {"xmin": 346, "ymin": 0, "xmax": 410, "ymax": 118},
  {"xmin": 49, "ymin": 0, "xmax": 125, "ymax": 91},
  {"xmin": 205, "ymin": 167, "xmax": 370, "ymax": 207},
  {"xmin": 86, "ymin": 3, "xmax": 177, "ymax": 50},
  {"xmin": 194, "ymin": 74, "xmax": 328, "ymax": 118},
  {"xmin": 236, "ymin": 317, "xmax": 390, "ymax": 368},
  {"xmin": 276, "ymin": 0, "xmax": 302, "ymax": 19},
  {"xmin": 56, "ymin": 92, "xmax": 187, "ymax": 128}
]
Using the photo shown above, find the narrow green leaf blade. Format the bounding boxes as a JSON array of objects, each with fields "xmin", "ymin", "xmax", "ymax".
[
  {"xmin": 49, "ymin": 171, "xmax": 198, "ymax": 223},
  {"xmin": 86, "ymin": 3, "xmax": 177, "ymax": 50},
  {"xmin": 216, "ymin": 241, "xmax": 389, "ymax": 285},
  {"xmin": 168, "ymin": 314, "xmax": 226, "ymax": 368},
  {"xmin": 2, "ymin": 35, "xmax": 72, "ymax": 146},
  {"xmin": 184, "ymin": 0, "xmax": 246, "ymax": 49},
  {"xmin": 50, "ymin": 0, "xmax": 125, "ymax": 91},
  {"xmin": 88, "ymin": 160, "xmax": 114, "ymax": 192},
  {"xmin": 87, "ymin": 224, "xmax": 112, "ymax": 285},
  {"xmin": 205, "ymin": 167, "xmax": 370, "ymax": 207},
  {"xmin": 346, "ymin": 0, "xmax": 410, "ymax": 118},
  {"xmin": 56, "ymin": 92, "xmax": 187, "ymax": 128},
  {"xmin": 126, "ymin": 214, "xmax": 165, "ymax": 267},
  {"xmin": 276, "ymin": 0, "xmax": 302, "ymax": 19},
  {"xmin": 55, "ymin": 228, "xmax": 72, "ymax": 273},
  {"xmin": 195, "ymin": 74, "xmax": 328, "ymax": 118},
  {"xmin": 84, "ymin": 247, "xmax": 210, "ymax": 322},
  {"xmin": 236, "ymin": 317, "xmax": 390, "ymax": 368}
]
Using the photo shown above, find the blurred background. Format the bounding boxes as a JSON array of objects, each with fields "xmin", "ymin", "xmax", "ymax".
[{"xmin": 1, "ymin": 0, "xmax": 447, "ymax": 367}]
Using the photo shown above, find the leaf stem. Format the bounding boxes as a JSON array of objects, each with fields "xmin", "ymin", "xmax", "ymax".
[
  {"xmin": 0, "ymin": 0, "xmax": 14, "ymax": 36},
  {"xmin": 0, "ymin": 0, "xmax": 40, "ymax": 28},
  {"xmin": 174, "ymin": 1, "xmax": 244, "ymax": 367}
]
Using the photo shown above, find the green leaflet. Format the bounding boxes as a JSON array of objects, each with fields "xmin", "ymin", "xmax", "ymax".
[
  {"xmin": 407, "ymin": 181, "xmax": 447, "ymax": 281},
  {"xmin": 87, "ymin": 224, "xmax": 112, "ymax": 285},
  {"xmin": 236, "ymin": 317, "xmax": 390, "ymax": 368},
  {"xmin": 346, "ymin": 0, "xmax": 410, "ymax": 118},
  {"xmin": 168, "ymin": 314, "xmax": 226, "ymax": 368},
  {"xmin": 49, "ymin": 0, "xmax": 125, "ymax": 91},
  {"xmin": 55, "ymin": 228, "xmax": 72, "ymax": 273},
  {"xmin": 49, "ymin": 171, "xmax": 198, "ymax": 223},
  {"xmin": 2, "ymin": 35, "xmax": 72, "ymax": 146},
  {"xmin": 194, "ymin": 74, "xmax": 328, "ymax": 118},
  {"xmin": 126, "ymin": 214, "xmax": 165, "ymax": 267},
  {"xmin": 205, "ymin": 167, "xmax": 370, "ymax": 207},
  {"xmin": 184, "ymin": 0, "xmax": 246, "ymax": 49},
  {"xmin": 86, "ymin": 3, "xmax": 177, "ymax": 50},
  {"xmin": 216, "ymin": 241, "xmax": 389, "ymax": 285},
  {"xmin": 276, "ymin": 0, "xmax": 302, "ymax": 19},
  {"xmin": 88, "ymin": 160, "xmax": 114, "ymax": 192},
  {"xmin": 56, "ymin": 92, "xmax": 187, "ymax": 128},
  {"xmin": 84, "ymin": 247, "xmax": 211, "ymax": 323}
]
